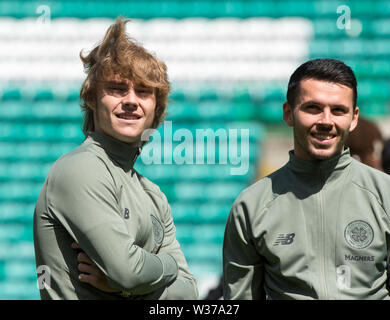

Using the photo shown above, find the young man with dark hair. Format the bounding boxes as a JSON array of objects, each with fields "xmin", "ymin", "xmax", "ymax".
[
  {"xmin": 33, "ymin": 18, "xmax": 197, "ymax": 300},
  {"xmin": 223, "ymin": 58, "xmax": 390, "ymax": 300}
]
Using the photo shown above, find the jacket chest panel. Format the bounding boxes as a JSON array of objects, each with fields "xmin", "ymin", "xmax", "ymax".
[
  {"xmin": 116, "ymin": 174, "xmax": 155, "ymax": 250},
  {"xmin": 335, "ymin": 187, "xmax": 389, "ymax": 293},
  {"xmin": 256, "ymin": 186, "xmax": 389, "ymax": 297}
]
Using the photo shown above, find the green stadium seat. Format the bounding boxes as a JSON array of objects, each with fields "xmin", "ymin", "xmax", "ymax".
[
  {"xmin": 372, "ymin": 60, "xmax": 390, "ymax": 77},
  {"xmin": 0, "ymin": 162, "xmax": 50, "ymax": 182},
  {"xmin": 189, "ymin": 261, "xmax": 222, "ymax": 279},
  {"xmin": 359, "ymin": 81, "xmax": 390, "ymax": 100},
  {"xmin": 1, "ymin": 87, "xmax": 22, "ymax": 101},
  {"xmin": 0, "ymin": 203, "xmax": 35, "ymax": 222},
  {"xmin": 0, "ymin": 242, "xmax": 35, "ymax": 260},
  {"xmin": 0, "ymin": 281, "xmax": 39, "ymax": 300},
  {"xmin": 371, "ymin": 20, "xmax": 390, "ymax": 36},
  {"xmin": 279, "ymin": 0, "xmax": 315, "ymax": 17},
  {"xmin": 0, "ymin": 182, "xmax": 43, "ymax": 201},
  {"xmin": 198, "ymin": 88, "xmax": 219, "ymax": 101},
  {"xmin": 181, "ymin": 243, "xmax": 222, "ymax": 263},
  {"xmin": 0, "ymin": 142, "xmax": 79, "ymax": 161},
  {"xmin": 232, "ymin": 87, "xmax": 252, "ymax": 103},
  {"xmin": 257, "ymin": 102, "xmax": 283, "ymax": 123},
  {"xmin": 173, "ymin": 182, "xmax": 245, "ymax": 202},
  {"xmin": 176, "ymin": 224, "xmax": 225, "ymax": 244},
  {"xmin": 313, "ymin": 19, "xmax": 341, "ymax": 38},
  {"xmin": 0, "ymin": 123, "xmax": 84, "ymax": 142},
  {"xmin": 169, "ymin": 88, "xmax": 186, "ymax": 102},
  {"xmin": 33, "ymin": 88, "xmax": 54, "ymax": 101},
  {"xmin": 2, "ymin": 261, "xmax": 37, "ymax": 281},
  {"xmin": 348, "ymin": 1, "xmax": 374, "ymax": 16},
  {"xmin": 167, "ymin": 101, "xmax": 257, "ymax": 122},
  {"xmin": 0, "ymin": 223, "xmax": 33, "ymax": 243},
  {"xmin": 171, "ymin": 202, "xmax": 231, "ymax": 223},
  {"xmin": 359, "ymin": 102, "xmax": 390, "ymax": 118}
]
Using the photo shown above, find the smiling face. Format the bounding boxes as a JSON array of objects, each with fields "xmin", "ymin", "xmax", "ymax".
[
  {"xmin": 93, "ymin": 77, "xmax": 156, "ymax": 145},
  {"xmin": 283, "ymin": 78, "xmax": 359, "ymax": 161}
]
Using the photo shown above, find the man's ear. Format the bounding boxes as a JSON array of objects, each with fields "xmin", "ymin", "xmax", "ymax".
[
  {"xmin": 349, "ymin": 106, "xmax": 359, "ymax": 133},
  {"xmin": 283, "ymin": 102, "xmax": 294, "ymax": 127}
]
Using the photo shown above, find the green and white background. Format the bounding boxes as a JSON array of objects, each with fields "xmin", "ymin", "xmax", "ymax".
[{"xmin": 0, "ymin": 0, "xmax": 389, "ymax": 299}]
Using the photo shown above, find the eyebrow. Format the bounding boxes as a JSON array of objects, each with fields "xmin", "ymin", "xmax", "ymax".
[
  {"xmin": 300, "ymin": 100, "xmax": 349, "ymax": 109},
  {"xmin": 105, "ymin": 81, "xmax": 128, "ymax": 86}
]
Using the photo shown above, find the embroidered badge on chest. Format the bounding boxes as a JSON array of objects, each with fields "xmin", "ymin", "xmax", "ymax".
[
  {"xmin": 151, "ymin": 215, "xmax": 164, "ymax": 245},
  {"xmin": 344, "ymin": 220, "xmax": 374, "ymax": 249}
]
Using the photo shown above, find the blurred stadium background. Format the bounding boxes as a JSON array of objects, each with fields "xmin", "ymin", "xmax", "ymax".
[{"xmin": 0, "ymin": 0, "xmax": 390, "ymax": 299}]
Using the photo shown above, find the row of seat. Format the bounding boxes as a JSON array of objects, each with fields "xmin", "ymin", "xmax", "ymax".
[
  {"xmin": 3, "ymin": 40, "xmax": 310, "ymax": 59},
  {"xmin": 0, "ymin": 100, "xmax": 260, "ymax": 120},
  {"xmin": 0, "ymin": 121, "xmax": 264, "ymax": 141},
  {"xmin": 0, "ymin": 181, "xmax": 247, "ymax": 203},
  {"xmin": 314, "ymin": 19, "xmax": 390, "ymax": 38},
  {"xmin": 181, "ymin": 243, "xmax": 222, "ymax": 264},
  {"xmin": 176, "ymin": 223, "xmax": 226, "ymax": 244},
  {"xmin": 0, "ymin": 161, "xmax": 259, "ymax": 183},
  {"xmin": 0, "ymin": 221, "xmax": 228, "ymax": 246},
  {"xmin": 3, "ymin": 17, "xmax": 390, "ymax": 41},
  {"xmin": 0, "ymin": 84, "xmax": 265, "ymax": 102},
  {"xmin": 6, "ymin": 39, "xmax": 390, "ymax": 60},
  {"xmin": 310, "ymin": 39, "xmax": 390, "ymax": 57},
  {"xmin": 0, "ymin": 261, "xmax": 37, "ymax": 282},
  {"xmin": 0, "ymin": 61, "xmax": 303, "ymax": 83},
  {"xmin": 0, "ymin": 100, "xmax": 388, "ymax": 128},
  {"xmin": 0, "ymin": 224, "xmax": 32, "ymax": 243},
  {"xmin": 0, "ymin": 142, "xmax": 80, "ymax": 161},
  {"xmin": 0, "ymin": 203, "xmax": 35, "ymax": 223},
  {"xmin": 2, "ymin": 78, "xmax": 390, "ymax": 101},
  {"xmin": 0, "ymin": 242, "xmax": 34, "ymax": 260},
  {"xmin": 0, "ymin": 280, "xmax": 38, "ymax": 300},
  {"xmin": 0, "ymin": 0, "xmax": 388, "ymax": 19},
  {"xmin": 0, "ymin": 201, "xmax": 234, "ymax": 224}
]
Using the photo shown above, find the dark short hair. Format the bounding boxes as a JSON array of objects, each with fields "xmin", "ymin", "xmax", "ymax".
[
  {"xmin": 382, "ymin": 139, "xmax": 390, "ymax": 174},
  {"xmin": 286, "ymin": 58, "xmax": 357, "ymax": 108}
]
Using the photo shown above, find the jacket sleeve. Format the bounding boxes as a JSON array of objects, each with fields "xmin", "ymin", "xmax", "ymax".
[
  {"xmin": 46, "ymin": 155, "xmax": 178, "ymax": 295},
  {"xmin": 223, "ymin": 199, "xmax": 265, "ymax": 300},
  {"xmin": 142, "ymin": 190, "xmax": 198, "ymax": 300}
]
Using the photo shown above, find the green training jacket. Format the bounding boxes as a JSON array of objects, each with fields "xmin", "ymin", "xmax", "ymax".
[
  {"xmin": 223, "ymin": 149, "xmax": 390, "ymax": 300},
  {"xmin": 34, "ymin": 131, "xmax": 198, "ymax": 300}
]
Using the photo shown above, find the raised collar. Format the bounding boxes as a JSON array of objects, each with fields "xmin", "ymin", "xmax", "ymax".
[
  {"xmin": 287, "ymin": 148, "xmax": 352, "ymax": 175},
  {"xmin": 85, "ymin": 131, "xmax": 141, "ymax": 172}
]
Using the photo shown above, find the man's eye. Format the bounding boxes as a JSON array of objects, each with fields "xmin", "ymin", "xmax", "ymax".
[
  {"xmin": 136, "ymin": 88, "xmax": 153, "ymax": 95},
  {"xmin": 333, "ymin": 108, "xmax": 347, "ymax": 114},
  {"xmin": 109, "ymin": 87, "xmax": 126, "ymax": 92}
]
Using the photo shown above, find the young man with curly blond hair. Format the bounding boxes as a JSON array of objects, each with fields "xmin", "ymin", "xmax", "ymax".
[{"xmin": 34, "ymin": 17, "xmax": 198, "ymax": 300}]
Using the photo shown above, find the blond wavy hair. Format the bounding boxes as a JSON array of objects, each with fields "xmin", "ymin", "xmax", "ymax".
[{"xmin": 79, "ymin": 17, "xmax": 170, "ymax": 136}]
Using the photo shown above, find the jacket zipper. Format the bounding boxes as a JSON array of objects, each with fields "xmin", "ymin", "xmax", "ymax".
[{"xmin": 319, "ymin": 169, "xmax": 329, "ymax": 299}]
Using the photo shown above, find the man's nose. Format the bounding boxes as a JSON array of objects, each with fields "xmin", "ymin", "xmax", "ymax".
[
  {"xmin": 122, "ymin": 88, "xmax": 138, "ymax": 106},
  {"xmin": 318, "ymin": 108, "xmax": 333, "ymax": 126}
]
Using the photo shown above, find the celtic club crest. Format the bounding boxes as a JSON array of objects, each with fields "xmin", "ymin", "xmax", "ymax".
[
  {"xmin": 151, "ymin": 215, "xmax": 164, "ymax": 245},
  {"xmin": 344, "ymin": 220, "xmax": 374, "ymax": 249}
]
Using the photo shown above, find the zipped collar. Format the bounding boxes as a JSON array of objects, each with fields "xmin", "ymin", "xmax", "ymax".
[
  {"xmin": 287, "ymin": 148, "xmax": 352, "ymax": 175},
  {"xmin": 85, "ymin": 131, "xmax": 141, "ymax": 172}
]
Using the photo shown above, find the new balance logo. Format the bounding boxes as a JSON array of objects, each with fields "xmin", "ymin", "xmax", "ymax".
[
  {"xmin": 124, "ymin": 208, "xmax": 130, "ymax": 219},
  {"xmin": 273, "ymin": 233, "xmax": 295, "ymax": 246}
]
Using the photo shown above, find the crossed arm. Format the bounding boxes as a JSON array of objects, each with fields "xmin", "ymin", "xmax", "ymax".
[{"xmin": 48, "ymin": 156, "xmax": 197, "ymax": 299}]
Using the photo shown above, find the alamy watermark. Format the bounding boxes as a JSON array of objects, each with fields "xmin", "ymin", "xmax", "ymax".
[
  {"xmin": 141, "ymin": 121, "xmax": 250, "ymax": 175},
  {"xmin": 337, "ymin": 5, "xmax": 351, "ymax": 30},
  {"xmin": 37, "ymin": 265, "xmax": 51, "ymax": 290},
  {"xmin": 36, "ymin": 5, "xmax": 51, "ymax": 26}
]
